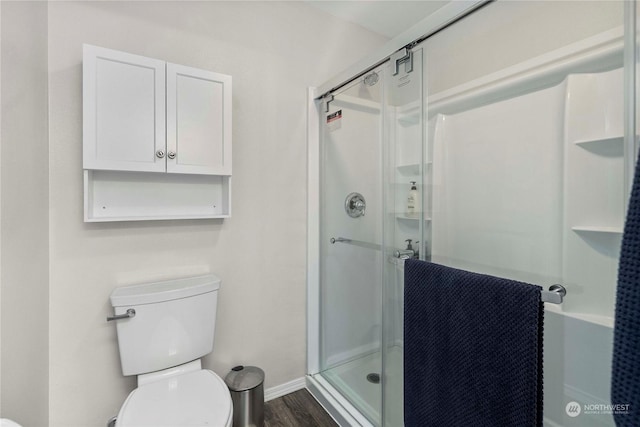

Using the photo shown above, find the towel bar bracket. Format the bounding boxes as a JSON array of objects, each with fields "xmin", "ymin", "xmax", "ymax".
[{"xmin": 541, "ymin": 284, "xmax": 566, "ymax": 304}]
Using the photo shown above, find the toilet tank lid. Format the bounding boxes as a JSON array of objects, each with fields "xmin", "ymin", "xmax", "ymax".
[{"xmin": 110, "ymin": 274, "xmax": 221, "ymax": 307}]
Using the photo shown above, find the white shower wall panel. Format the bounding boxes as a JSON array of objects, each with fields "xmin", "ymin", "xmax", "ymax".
[
  {"xmin": 429, "ymin": 67, "xmax": 622, "ymax": 427},
  {"xmin": 431, "ymin": 82, "xmax": 565, "ymax": 286}
]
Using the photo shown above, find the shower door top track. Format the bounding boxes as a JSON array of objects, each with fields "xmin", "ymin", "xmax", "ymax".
[{"xmin": 316, "ymin": 0, "xmax": 489, "ymax": 100}]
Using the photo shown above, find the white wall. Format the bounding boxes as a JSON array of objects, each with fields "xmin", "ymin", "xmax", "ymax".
[
  {"xmin": 0, "ymin": 2, "xmax": 49, "ymax": 426},
  {"xmin": 45, "ymin": 2, "xmax": 387, "ymax": 426}
]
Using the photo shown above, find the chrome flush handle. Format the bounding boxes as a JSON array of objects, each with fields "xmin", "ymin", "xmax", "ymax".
[{"xmin": 106, "ymin": 308, "xmax": 136, "ymax": 322}]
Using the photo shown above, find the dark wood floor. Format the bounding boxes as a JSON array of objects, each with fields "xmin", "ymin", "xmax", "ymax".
[{"xmin": 265, "ymin": 389, "xmax": 339, "ymax": 427}]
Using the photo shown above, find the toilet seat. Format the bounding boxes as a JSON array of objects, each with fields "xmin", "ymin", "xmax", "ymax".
[{"xmin": 116, "ymin": 369, "xmax": 232, "ymax": 427}]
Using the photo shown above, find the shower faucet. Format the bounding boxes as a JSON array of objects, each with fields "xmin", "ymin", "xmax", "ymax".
[{"xmin": 345, "ymin": 192, "xmax": 366, "ymax": 218}]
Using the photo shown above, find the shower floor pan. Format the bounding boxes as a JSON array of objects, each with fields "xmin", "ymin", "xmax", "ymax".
[{"xmin": 322, "ymin": 346, "xmax": 403, "ymax": 426}]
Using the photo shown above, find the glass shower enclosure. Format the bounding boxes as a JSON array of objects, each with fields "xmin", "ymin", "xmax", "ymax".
[{"xmin": 308, "ymin": 2, "xmax": 633, "ymax": 426}]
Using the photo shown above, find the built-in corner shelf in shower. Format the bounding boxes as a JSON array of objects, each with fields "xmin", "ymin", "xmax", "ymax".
[
  {"xmin": 396, "ymin": 162, "xmax": 432, "ymax": 175},
  {"xmin": 574, "ymin": 135, "xmax": 623, "ymax": 147},
  {"xmin": 563, "ymin": 67, "xmax": 624, "ymax": 321},
  {"xmin": 396, "ymin": 213, "xmax": 432, "ymax": 221},
  {"xmin": 571, "ymin": 226, "xmax": 623, "ymax": 234}
]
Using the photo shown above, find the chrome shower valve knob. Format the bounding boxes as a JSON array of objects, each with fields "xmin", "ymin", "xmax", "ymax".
[{"xmin": 345, "ymin": 192, "xmax": 366, "ymax": 218}]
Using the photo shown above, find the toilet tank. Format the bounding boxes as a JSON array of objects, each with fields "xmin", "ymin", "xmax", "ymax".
[{"xmin": 109, "ymin": 274, "xmax": 220, "ymax": 376}]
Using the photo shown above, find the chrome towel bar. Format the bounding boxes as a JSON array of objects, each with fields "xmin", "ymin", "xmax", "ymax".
[
  {"xmin": 330, "ymin": 236, "xmax": 382, "ymax": 251},
  {"xmin": 330, "ymin": 237, "xmax": 414, "ymax": 258},
  {"xmin": 330, "ymin": 236, "xmax": 567, "ymax": 305}
]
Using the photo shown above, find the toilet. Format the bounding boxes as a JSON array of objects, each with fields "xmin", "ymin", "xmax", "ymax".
[{"xmin": 109, "ymin": 274, "xmax": 232, "ymax": 427}]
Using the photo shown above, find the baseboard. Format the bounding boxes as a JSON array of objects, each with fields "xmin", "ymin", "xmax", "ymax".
[{"xmin": 264, "ymin": 377, "xmax": 306, "ymax": 402}]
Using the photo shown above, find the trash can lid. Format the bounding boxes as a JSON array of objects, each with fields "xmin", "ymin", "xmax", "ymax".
[{"xmin": 224, "ymin": 365, "xmax": 265, "ymax": 392}]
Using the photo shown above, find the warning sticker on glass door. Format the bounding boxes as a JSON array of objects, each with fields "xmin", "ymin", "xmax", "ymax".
[{"xmin": 327, "ymin": 110, "xmax": 342, "ymax": 131}]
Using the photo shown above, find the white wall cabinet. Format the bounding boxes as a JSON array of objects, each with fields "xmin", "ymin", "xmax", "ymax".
[
  {"xmin": 83, "ymin": 45, "xmax": 232, "ymax": 222},
  {"xmin": 83, "ymin": 45, "xmax": 167, "ymax": 173},
  {"xmin": 166, "ymin": 63, "xmax": 232, "ymax": 175}
]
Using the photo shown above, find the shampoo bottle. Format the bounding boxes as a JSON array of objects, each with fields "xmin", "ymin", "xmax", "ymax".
[{"xmin": 407, "ymin": 181, "xmax": 419, "ymax": 216}]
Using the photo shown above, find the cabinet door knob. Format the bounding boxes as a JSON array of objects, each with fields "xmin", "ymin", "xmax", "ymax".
[
  {"xmin": 168, "ymin": 151, "xmax": 176, "ymax": 160},
  {"xmin": 156, "ymin": 150, "xmax": 165, "ymax": 159}
]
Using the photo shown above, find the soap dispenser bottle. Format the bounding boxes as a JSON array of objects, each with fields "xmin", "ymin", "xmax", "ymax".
[{"xmin": 407, "ymin": 181, "xmax": 419, "ymax": 216}]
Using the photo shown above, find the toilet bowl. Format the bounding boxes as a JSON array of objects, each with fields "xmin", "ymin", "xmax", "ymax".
[{"xmin": 109, "ymin": 274, "xmax": 232, "ymax": 427}]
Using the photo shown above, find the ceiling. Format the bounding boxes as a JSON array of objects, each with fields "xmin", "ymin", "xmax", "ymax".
[{"xmin": 304, "ymin": 1, "xmax": 450, "ymax": 39}]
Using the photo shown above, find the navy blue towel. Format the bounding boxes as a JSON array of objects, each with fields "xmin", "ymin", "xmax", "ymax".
[
  {"xmin": 404, "ymin": 259, "xmax": 544, "ymax": 427},
  {"xmin": 612, "ymin": 154, "xmax": 640, "ymax": 425}
]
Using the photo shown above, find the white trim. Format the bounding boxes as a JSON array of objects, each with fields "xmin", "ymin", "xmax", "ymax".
[
  {"xmin": 264, "ymin": 377, "xmax": 306, "ymax": 402},
  {"xmin": 306, "ymin": 87, "xmax": 321, "ymax": 375},
  {"xmin": 316, "ymin": 1, "xmax": 486, "ymax": 96},
  {"xmin": 306, "ymin": 375, "xmax": 374, "ymax": 427}
]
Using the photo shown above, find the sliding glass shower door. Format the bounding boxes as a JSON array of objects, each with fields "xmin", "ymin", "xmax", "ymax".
[
  {"xmin": 317, "ymin": 47, "xmax": 426, "ymax": 426},
  {"xmin": 319, "ymin": 67, "xmax": 385, "ymax": 425}
]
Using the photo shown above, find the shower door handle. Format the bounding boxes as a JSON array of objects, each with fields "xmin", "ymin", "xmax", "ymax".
[{"xmin": 393, "ymin": 249, "xmax": 415, "ymax": 259}]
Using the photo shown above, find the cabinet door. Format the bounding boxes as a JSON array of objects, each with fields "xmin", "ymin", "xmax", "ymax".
[
  {"xmin": 166, "ymin": 63, "xmax": 232, "ymax": 175},
  {"xmin": 83, "ymin": 45, "xmax": 166, "ymax": 172}
]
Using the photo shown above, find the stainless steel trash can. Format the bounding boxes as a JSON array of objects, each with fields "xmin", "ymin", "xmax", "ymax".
[{"xmin": 224, "ymin": 365, "xmax": 265, "ymax": 427}]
